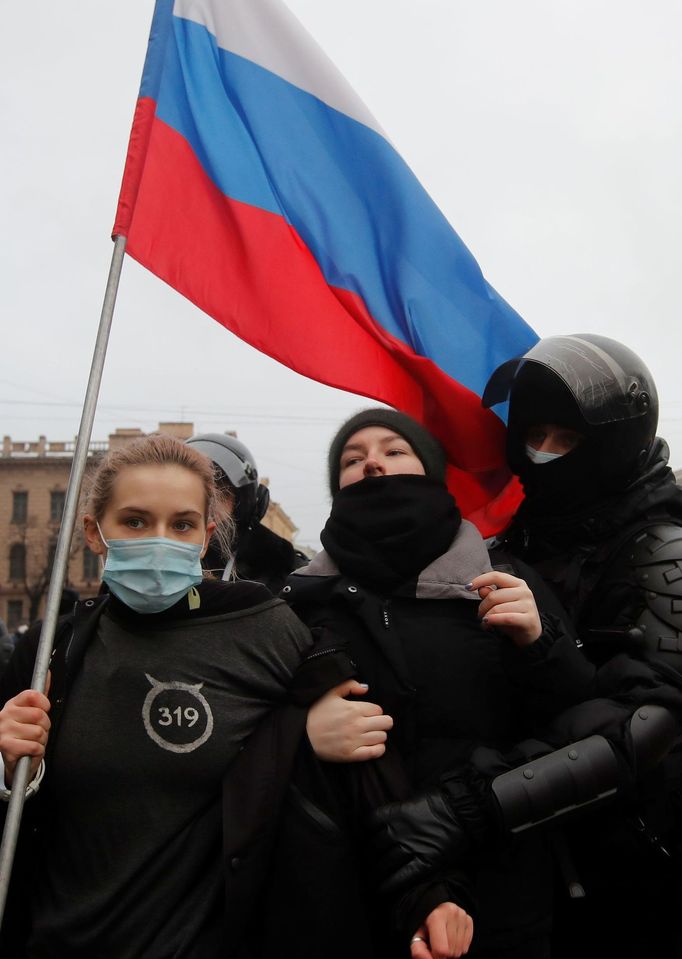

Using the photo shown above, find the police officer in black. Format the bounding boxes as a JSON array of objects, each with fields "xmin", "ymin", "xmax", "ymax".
[
  {"xmin": 367, "ymin": 335, "xmax": 682, "ymax": 959},
  {"xmin": 481, "ymin": 333, "xmax": 682, "ymax": 958},
  {"xmin": 186, "ymin": 433, "xmax": 307, "ymax": 594}
]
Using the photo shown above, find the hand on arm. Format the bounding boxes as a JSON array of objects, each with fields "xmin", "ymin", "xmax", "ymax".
[
  {"xmin": 468, "ymin": 572, "xmax": 542, "ymax": 647},
  {"xmin": 411, "ymin": 903, "xmax": 473, "ymax": 959},
  {"xmin": 0, "ymin": 674, "xmax": 51, "ymax": 786},
  {"xmin": 306, "ymin": 679, "xmax": 393, "ymax": 762}
]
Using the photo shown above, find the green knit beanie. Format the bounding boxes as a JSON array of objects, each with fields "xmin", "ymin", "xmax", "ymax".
[{"xmin": 327, "ymin": 408, "xmax": 447, "ymax": 494}]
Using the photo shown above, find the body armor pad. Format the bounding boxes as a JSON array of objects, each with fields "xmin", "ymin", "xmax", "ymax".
[
  {"xmin": 491, "ymin": 705, "xmax": 681, "ymax": 835},
  {"xmin": 629, "ymin": 704, "xmax": 681, "ymax": 775},
  {"xmin": 491, "ymin": 735, "xmax": 619, "ymax": 834},
  {"xmin": 609, "ymin": 523, "xmax": 682, "ymax": 673}
]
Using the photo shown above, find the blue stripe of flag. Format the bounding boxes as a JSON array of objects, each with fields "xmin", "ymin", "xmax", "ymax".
[{"xmin": 149, "ymin": 13, "xmax": 537, "ymax": 399}]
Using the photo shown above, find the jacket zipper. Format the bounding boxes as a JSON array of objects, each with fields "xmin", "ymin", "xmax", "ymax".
[
  {"xmin": 305, "ymin": 646, "xmax": 345, "ymax": 662},
  {"xmin": 382, "ymin": 600, "xmax": 391, "ymax": 629}
]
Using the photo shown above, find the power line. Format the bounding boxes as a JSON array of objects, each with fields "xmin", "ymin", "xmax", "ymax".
[{"xmin": 0, "ymin": 398, "xmax": 346, "ymax": 424}]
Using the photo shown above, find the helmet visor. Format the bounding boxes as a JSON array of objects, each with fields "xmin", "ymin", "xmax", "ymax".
[{"xmin": 483, "ymin": 335, "xmax": 654, "ymax": 426}]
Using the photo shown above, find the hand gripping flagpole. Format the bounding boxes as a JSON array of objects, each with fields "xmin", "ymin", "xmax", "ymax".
[{"xmin": 0, "ymin": 234, "xmax": 127, "ymax": 922}]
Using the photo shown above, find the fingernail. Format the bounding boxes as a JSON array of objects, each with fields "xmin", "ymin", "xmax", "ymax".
[
  {"xmin": 465, "ymin": 583, "xmax": 474, "ymax": 591},
  {"xmin": 357, "ymin": 683, "xmax": 369, "ymax": 688}
]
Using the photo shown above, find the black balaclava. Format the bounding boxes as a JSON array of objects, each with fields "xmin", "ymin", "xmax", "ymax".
[
  {"xmin": 322, "ymin": 409, "xmax": 460, "ymax": 592},
  {"xmin": 507, "ymin": 363, "xmax": 599, "ymax": 514}
]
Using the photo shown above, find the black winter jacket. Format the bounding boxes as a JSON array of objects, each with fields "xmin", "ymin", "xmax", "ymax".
[
  {"xmin": 284, "ymin": 520, "xmax": 593, "ymax": 955},
  {"xmin": 203, "ymin": 522, "xmax": 308, "ymax": 595}
]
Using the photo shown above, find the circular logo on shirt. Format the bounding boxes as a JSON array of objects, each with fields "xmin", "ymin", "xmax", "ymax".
[{"xmin": 142, "ymin": 673, "xmax": 214, "ymax": 753}]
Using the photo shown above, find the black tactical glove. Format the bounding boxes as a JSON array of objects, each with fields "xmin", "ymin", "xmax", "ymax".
[{"xmin": 367, "ymin": 776, "xmax": 492, "ymax": 895}]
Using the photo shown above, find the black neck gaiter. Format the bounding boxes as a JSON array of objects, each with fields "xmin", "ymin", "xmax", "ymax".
[{"xmin": 321, "ymin": 474, "xmax": 461, "ymax": 594}]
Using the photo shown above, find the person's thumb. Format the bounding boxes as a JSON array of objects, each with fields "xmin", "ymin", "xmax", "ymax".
[{"xmin": 339, "ymin": 679, "xmax": 369, "ymax": 698}]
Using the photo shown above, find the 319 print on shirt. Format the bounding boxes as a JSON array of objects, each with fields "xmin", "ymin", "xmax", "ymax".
[{"xmin": 142, "ymin": 674, "xmax": 214, "ymax": 753}]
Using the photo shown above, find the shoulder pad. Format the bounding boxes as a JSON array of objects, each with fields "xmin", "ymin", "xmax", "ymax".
[
  {"xmin": 628, "ymin": 524, "xmax": 682, "ymax": 570},
  {"xmin": 611, "ymin": 524, "xmax": 682, "ymax": 670}
]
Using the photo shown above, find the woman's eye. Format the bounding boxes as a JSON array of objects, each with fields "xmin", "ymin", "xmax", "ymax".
[
  {"xmin": 174, "ymin": 521, "xmax": 193, "ymax": 532},
  {"xmin": 342, "ymin": 457, "xmax": 361, "ymax": 468},
  {"xmin": 126, "ymin": 517, "xmax": 145, "ymax": 529}
]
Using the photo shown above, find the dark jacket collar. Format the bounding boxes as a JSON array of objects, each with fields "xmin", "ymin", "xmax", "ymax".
[{"xmin": 292, "ymin": 519, "xmax": 491, "ymax": 601}]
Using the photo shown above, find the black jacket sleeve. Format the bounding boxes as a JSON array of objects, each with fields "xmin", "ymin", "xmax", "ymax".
[
  {"xmin": 490, "ymin": 550, "xmax": 596, "ymax": 720},
  {"xmin": 367, "ymin": 689, "xmax": 682, "ymax": 896}
]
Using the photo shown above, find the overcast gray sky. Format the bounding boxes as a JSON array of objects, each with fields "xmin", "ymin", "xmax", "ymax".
[{"xmin": 2, "ymin": 0, "xmax": 681, "ymax": 549}]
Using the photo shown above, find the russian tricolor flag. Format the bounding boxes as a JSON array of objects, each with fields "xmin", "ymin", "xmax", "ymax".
[{"xmin": 113, "ymin": 0, "xmax": 537, "ymax": 533}]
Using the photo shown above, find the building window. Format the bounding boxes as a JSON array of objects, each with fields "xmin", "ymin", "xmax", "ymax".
[
  {"xmin": 9, "ymin": 543, "xmax": 26, "ymax": 581},
  {"xmin": 50, "ymin": 490, "xmax": 66, "ymax": 523},
  {"xmin": 83, "ymin": 546, "xmax": 100, "ymax": 582},
  {"xmin": 11, "ymin": 491, "xmax": 28, "ymax": 524},
  {"xmin": 47, "ymin": 539, "xmax": 58, "ymax": 572},
  {"xmin": 7, "ymin": 600, "xmax": 23, "ymax": 631}
]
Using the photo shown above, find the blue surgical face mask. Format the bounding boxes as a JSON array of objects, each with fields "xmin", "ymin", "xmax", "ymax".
[
  {"xmin": 525, "ymin": 445, "xmax": 565, "ymax": 466},
  {"xmin": 97, "ymin": 524, "xmax": 204, "ymax": 614}
]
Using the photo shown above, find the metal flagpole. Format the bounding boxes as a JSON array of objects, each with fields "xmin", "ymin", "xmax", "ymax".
[{"xmin": 0, "ymin": 233, "xmax": 127, "ymax": 921}]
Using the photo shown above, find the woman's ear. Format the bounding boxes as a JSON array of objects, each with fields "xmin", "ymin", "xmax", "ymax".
[
  {"xmin": 84, "ymin": 515, "xmax": 106, "ymax": 556},
  {"xmin": 202, "ymin": 521, "xmax": 217, "ymax": 558}
]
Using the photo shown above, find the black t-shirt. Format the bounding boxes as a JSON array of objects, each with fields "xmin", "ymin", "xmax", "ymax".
[{"xmin": 27, "ymin": 580, "xmax": 312, "ymax": 958}]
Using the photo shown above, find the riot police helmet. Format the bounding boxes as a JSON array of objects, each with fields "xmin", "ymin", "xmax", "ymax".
[
  {"xmin": 185, "ymin": 432, "xmax": 270, "ymax": 534},
  {"xmin": 483, "ymin": 334, "xmax": 659, "ymax": 489}
]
